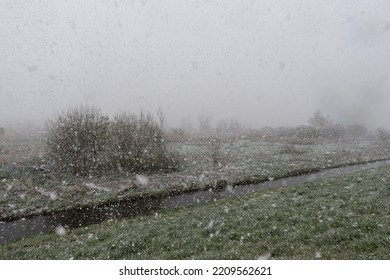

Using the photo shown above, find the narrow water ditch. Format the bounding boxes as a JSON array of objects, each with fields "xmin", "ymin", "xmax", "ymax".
[{"xmin": 1, "ymin": 160, "xmax": 390, "ymax": 244}]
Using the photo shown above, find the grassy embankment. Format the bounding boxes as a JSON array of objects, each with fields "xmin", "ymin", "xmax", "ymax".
[
  {"xmin": 1, "ymin": 131, "xmax": 390, "ymax": 221},
  {"xmin": 1, "ymin": 164, "xmax": 390, "ymax": 259}
]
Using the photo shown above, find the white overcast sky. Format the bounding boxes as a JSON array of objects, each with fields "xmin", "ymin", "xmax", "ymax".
[{"xmin": 1, "ymin": 0, "xmax": 390, "ymax": 128}]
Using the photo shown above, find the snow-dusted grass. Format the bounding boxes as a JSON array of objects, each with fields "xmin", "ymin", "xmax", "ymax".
[
  {"xmin": 1, "ymin": 135, "xmax": 390, "ymax": 221},
  {"xmin": 2, "ymin": 165, "xmax": 389, "ymax": 259}
]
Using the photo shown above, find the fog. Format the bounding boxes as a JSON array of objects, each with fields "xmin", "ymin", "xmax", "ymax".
[{"xmin": 1, "ymin": 0, "xmax": 390, "ymax": 129}]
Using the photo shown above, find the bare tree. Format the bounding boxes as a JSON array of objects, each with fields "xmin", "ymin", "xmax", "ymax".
[
  {"xmin": 308, "ymin": 110, "xmax": 333, "ymax": 128},
  {"xmin": 156, "ymin": 107, "xmax": 166, "ymax": 131},
  {"xmin": 197, "ymin": 112, "xmax": 212, "ymax": 133},
  {"xmin": 209, "ymin": 123, "xmax": 223, "ymax": 168}
]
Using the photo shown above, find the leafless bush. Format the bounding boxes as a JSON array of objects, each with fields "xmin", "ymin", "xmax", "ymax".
[
  {"xmin": 308, "ymin": 111, "xmax": 344, "ymax": 140},
  {"xmin": 279, "ymin": 143, "xmax": 303, "ymax": 154},
  {"xmin": 156, "ymin": 107, "xmax": 166, "ymax": 131},
  {"xmin": 197, "ymin": 112, "xmax": 212, "ymax": 133},
  {"xmin": 209, "ymin": 136, "xmax": 222, "ymax": 167},
  {"xmin": 345, "ymin": 124, "xmax": 368, "ymax": 139},
  {"xmin": 375, "ymin": 128, "xmax": 390, "ymax": 143},
  {"xmin": 166, "ymin": 128, "xmax": 187, "ymax": 142},
  {"xmin": 0, "ymin": 127, "xmax": 4, "ymax": 153},
  {"xmin": 45, "ymin": 106, "xmax": 110, "ymax": 176},
  {"xmin": 109, "ymin": 111, "xmax": 179, "ymax": 172},
  {"xmin": 208, "ymin": 122, "xmax": 224, "ymax": 168},
  {"xmin": 45, "ymin": 107, "xmax": 181, "ymax": 176},
  {"xmin": 108, "ymin": 112, "xmax": 138, "ymax": 171}
]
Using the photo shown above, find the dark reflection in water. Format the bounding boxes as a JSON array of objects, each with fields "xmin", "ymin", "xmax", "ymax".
[
  {"xmin": 1, "ymin": 160, "xmax": 389, "ymax": 243},
  {"xmin": 0, "ymin": 197, "xmax": 163, "ymax": 243}
]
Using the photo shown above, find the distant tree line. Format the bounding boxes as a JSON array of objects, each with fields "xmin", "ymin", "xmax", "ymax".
[{"xmin": 257, "ymin": 110, "xmax": 390, "ymax": 144}]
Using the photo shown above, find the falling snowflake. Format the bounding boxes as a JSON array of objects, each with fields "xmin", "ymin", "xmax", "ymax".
[
  {"xmin": 207, "ymin": 219, "xmax": 214, "ymax": 229},
  {"xmin": 55, "ymin": 225, "xmax": 67, "ymax": 237},
  {"xmin": 136, "ymin": 175, "xmax": 149, "ymax": 187},
  {"xmin": 257, "ymin": 253, "xmax": 272, "ymax": 260}
]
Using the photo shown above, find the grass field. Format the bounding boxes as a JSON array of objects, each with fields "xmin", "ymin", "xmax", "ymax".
[
  {"xmin": 1, "ymin": 164, "xmax": 389, "ymax": 259},
  {"xmin": 1, "ymin": 130, "xmax": 390, "ymax": 221}
]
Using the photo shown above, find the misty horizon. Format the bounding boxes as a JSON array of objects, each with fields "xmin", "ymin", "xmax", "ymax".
[{"xmin": 1, "ymin": 0, "xmax": 390, "ymax": 129}]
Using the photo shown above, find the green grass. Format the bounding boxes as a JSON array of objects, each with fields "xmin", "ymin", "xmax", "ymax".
[
  {"xmin": 2, "ymin": 135, "xmax": 390, "ymax": 221},
  {"xmin": 1, "ymin": 165, "xmax": 390, "ymax": 259}
]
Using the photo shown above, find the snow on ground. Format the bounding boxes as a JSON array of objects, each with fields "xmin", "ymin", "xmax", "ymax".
[
  {"xmin": 36, "ymin": 188, "xmax": 57, "ymax": 200},
  {"xmin": 84, "ymin": 182, "xmax": 110, "ymax": 192}
]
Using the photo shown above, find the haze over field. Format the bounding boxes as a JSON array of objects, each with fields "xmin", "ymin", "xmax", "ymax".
[{"xmin": 1, "ymin": 0, "xmax": 390, "ymax": 128}]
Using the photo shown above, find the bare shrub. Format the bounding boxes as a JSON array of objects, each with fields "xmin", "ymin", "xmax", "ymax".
[
  {"xmin": 308, "ymin": 111, "xmax": 344, "ymax": 140},
  {"xmin": 46, "ymin": 107, "xmax": 181, "ymax": 176},
  {"xmin": 166, "ymin": 128, "xmax": 187, "ymax": 142},
  {"xmin": 208, "ymin": 123, "xmax": 224, "ymax": 168},
  {"xmin": 375, "ymin": 128, "xmax": 390, "ymax": 143},
  {"xmin": 156, "ymin": 107, "xmax": 166, "ymax": 131},
  {"xmin": 216, "ymin": 119, "xmax": 242, "ymax": 139},
  {"xmin": 295, "ymin": 125, "xmax": 321, "ymax": 139},
  {"xmin": 0, "ymin": 127, "xmax": 4, "ymax": 153},
  {"xmin": 308, "ymin": 110, "xmax": 333, "ymax": 128},
  {"xmin": 197, "ymin": 112, "xmax": 212, "ymax": 133},
  {"xmin": 108, "ymin": 111, "xmax": 179, "ymax": 172},
  {"xmin": 210, "ymin": 136, "xmax": 222, "ymax": 167},
  {"xmin": 345, "ymin": 124, "xmax": 368, "ymax": 139},
  {"xmin": 108, "ymin": 112, "xmax": 138, "ymax": 171},
  {"xmin": 45, "ymin": 106, "xmax": 110, "ymax": 176},
  {"xmin": 279, "ymin": 143, "xmax": 304, "ymax": 154}
]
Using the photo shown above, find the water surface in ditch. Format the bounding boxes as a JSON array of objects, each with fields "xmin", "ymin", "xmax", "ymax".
[{"xmin": 1, "ymin": 160, "xmax": 389, "ymax": 244}]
